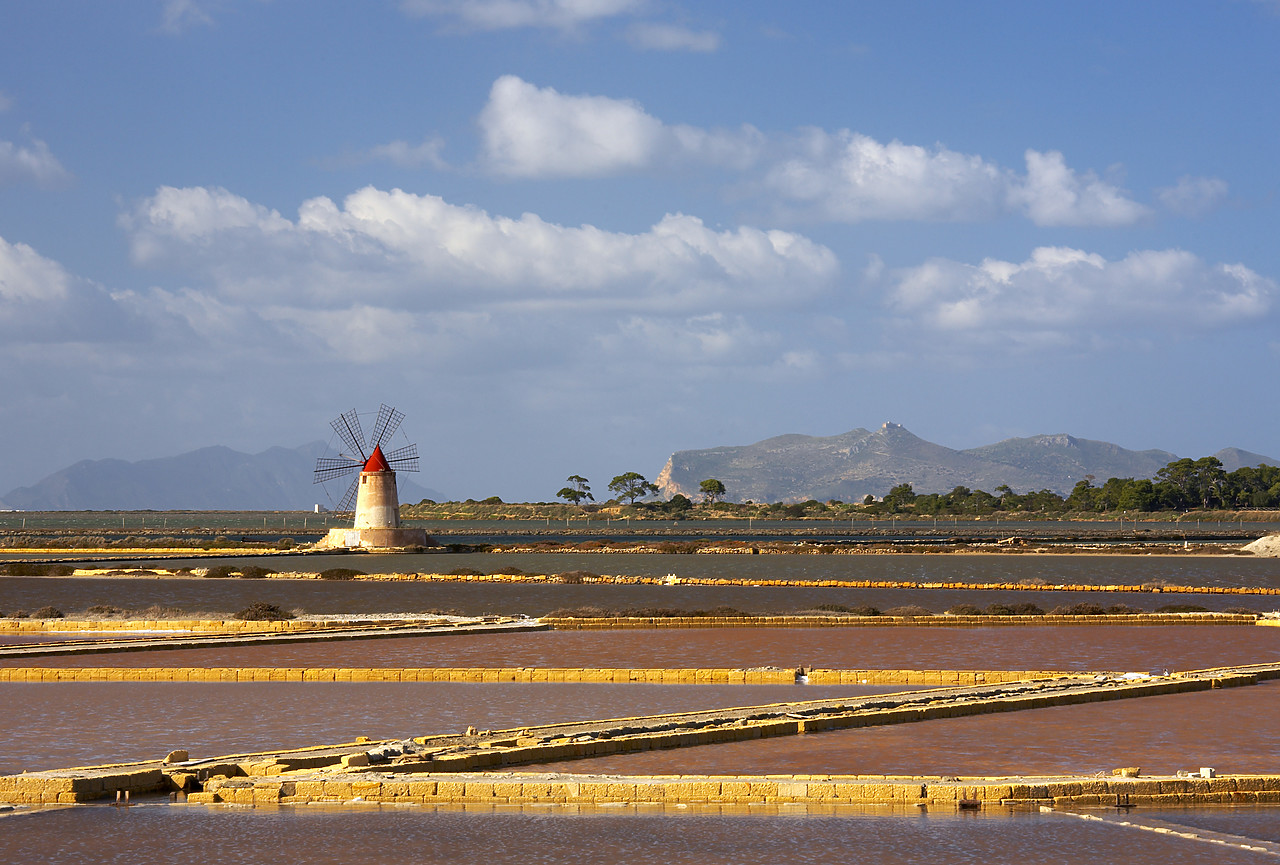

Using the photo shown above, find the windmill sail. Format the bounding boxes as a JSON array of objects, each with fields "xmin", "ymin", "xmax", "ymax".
[
  {"xmin": 369, "ymin": 404, "xmax": 405, "ymax": 451},
  {"xmin": 330, "ymin": 409, "xmax": 367, "ymax": 461},
  {"xmin": 314, "ymin": 405, "xmax": 422, "ymax": 513}
]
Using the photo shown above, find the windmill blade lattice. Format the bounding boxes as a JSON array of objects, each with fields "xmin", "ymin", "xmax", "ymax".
[
  {"xmin": 313, "ymin": 404, "xmax": 422, "ymax": 514},
  {"xmin": 368, "ymin": 404, "xmax": 405, "ymax": 451},
  {"xmin": 382, "ymin": 443, "xmax": 419, "ymax": 472},
  {"xmin": 313, "ymin": 456, "xmax": 366, "ymax": 484},
  {"xmin": 330, "ymin": 409, "xmax": 367, "ymax": 462},
  {"xmin": 335, "ymin": 476, "xmax": 361, "ymax": 515}
]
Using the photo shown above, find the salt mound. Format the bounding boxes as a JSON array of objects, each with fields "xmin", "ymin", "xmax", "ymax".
[{"xmin": 1242, "ymin": 534, "xmax": 1280, "ymax": 557}]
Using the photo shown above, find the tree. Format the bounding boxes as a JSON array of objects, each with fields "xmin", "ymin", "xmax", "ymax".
[
  {"xmin": 1157, "ymin": 457, "xmax": 1227, "ymax": 509},
  {"xmin": 882, "ymin": 483, "xmax": 916, "ymax": 513},
  {"xmin": 698, "ymin": 478, "xmax": 727, "ymax": 504},
  {"xmin": 609, "ymin": 472, "xmax": 658, "ymax": 504},
  {"xmin": 1066, "ymin": 479, "xmax": 1099, "ymax": 511},
  {"xmin": 667, "ymin": 493, "xmax": 693, "ymax": 515},
  {"xmin": 556, "ymin": 475, "xmax": 593, "ymax": 506}
]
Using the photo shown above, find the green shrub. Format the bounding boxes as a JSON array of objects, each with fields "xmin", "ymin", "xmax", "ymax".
[
  {"xmin": 812, "ymin": 603, "xmax": 880, "ymax": 616},
  {"xmin": 1156, "ymin": 604, "xmax": 1209, "ymax": 613},
  {"xmin": 203, "ymin": 565, "xmax": 236, "ymax": 579},
  {"xmin": 985, "ymin": 602, "xmax": 1044, "ymax": 616},
  {"xmin": 238, "ymin": 565, "xmax": 275, "ymax": 579},
  {"xmin": 319, "ymin": 568, "xmax": 364, "ymax": 580},
  {"xmin": 1049, "ymin": 602, "xmax": 1106, "ymax": 616},
  {"xmin": 946, "ymin": 604, "xmax": 984, "ymax": 616},
  {"xmin": 86, "ymin": 605, "xmax": 125, "ymax": 616},
  {"xmin": 883, "ymin": 605, "xmax": 932, "ymax": 617},
  {"xmin": 556, "ymin": 571, "xmax": 598, "ymax": 583},
  {"xmin": 136, "ymin": 605, "xmax": 183, "ymax": 619},
  {"xmin": 233, "ymin": 602, "xmax": 295, "ymax": 621},
  {"xmin": 32, "ymin": 606, "xmax": 64, "ymax": 619},
  {"xmin": 0, "ymin": 563, "xmax": 74, "ymax": 576}
]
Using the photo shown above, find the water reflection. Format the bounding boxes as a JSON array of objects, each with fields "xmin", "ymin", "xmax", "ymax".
[
  {"xmin": 7, "ymin": 625, "xmax": 1278, "ymax": 673},
  {"xmin": 1, "ymin": 804, "xmax": 1261, "ymax": 865}
]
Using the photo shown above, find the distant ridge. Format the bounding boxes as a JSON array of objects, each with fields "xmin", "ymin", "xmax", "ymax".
[
  {"xmin": 0, "ymin": 443, "xmax": 446, "ymax": 511},
  {"xmin": 654, "ymin": 423, "xmax": 1278, "ymax": 503}
]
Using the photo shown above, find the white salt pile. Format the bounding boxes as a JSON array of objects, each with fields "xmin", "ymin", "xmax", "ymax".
[{"xmin": 1242, "ymin": 534, "xmax": 1280, "ymax": 557}]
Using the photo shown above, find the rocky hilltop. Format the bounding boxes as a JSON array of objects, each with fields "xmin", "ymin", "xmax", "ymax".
[{"xmin": 655, "ymin": 423, "xmax": 1273, "ymax": 503}]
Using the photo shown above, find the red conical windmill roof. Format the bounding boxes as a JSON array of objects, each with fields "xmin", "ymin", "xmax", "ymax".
[{"xmin": 363, "ymin": 445, "xmax": 392, "ymax": 473}]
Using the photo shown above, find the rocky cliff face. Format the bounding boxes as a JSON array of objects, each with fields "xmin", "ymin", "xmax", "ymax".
[{"xmin": 655, "ymin": 423, "xmax": 1273, "ymax": 503}]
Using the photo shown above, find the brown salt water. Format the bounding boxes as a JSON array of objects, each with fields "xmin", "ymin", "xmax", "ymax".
[
  {"xmin": 4, "ymin": 549, "xmax": 1280, "ymax": 620},
  {"xmin": 1141, "ymin": 807, "xmax": 1280, "ymax": 843},
  {"xmin": 0, "ymin": 803, "xmax": 1264, "ymax": 864},
  {"xmin": 7, "ymin": 625, "xmax": 1279, "ymax": 672},
  {"xmin": 538, "ymin": 681, "xmax": 1280, "ymax": 778},
  {"xmin": 101, "ymin": 550, "xmax": 1280, "ymax": 588},
  {"xmin": 5, "ymin": 572, "xmax": 1268, "ymax": 619},
  {"xmin": 0, "ymin": 682, "xmax": 877, "ymax": 774}
]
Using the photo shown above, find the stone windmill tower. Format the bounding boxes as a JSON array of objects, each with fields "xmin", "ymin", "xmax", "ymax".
[{"xmin": 313, "ymin": 405, "xmax": 432, "ymax": 550}]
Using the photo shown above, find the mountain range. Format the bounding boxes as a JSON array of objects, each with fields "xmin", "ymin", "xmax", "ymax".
[
  {"xmin": 0, "ymin": 443, "xmax": 445, "ymax": 511},
  {"xmin": 4, "ymin": 425, "xmax": 1275, "ymax": 510},
  {"xmin": 654, "ymin": 422, "xmax": 1279, "ymax": 504}
]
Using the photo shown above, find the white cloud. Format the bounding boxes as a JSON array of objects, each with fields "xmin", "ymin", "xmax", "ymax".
[
  {"xmin": 479, "ymin": 75, "xmax": 761, "ymax": 177},
  {"xmin": 762, "ymin": 129, "xmax": 1006, "ymax": 222},
  {"xmin": 120, "ymin": 184, "xmax": 839, "ymax": 360},
  {"xmin": 1008, "ymin": 150, "xmax": 1150, "ymax": 227},
  {"xmin": 362, "ymin": 135, "xmax": 449, "ymax": 169},
  {"xmin": 888, "ymin": 246, "xmax": 1274, "ymax": 347},
  {"xmin": 0, "ymin": 136, "xmax": 71, "ymax": 186},
  {"xmin": 475, "ymin": 77, "xmax": 1148, "ymax": 227},
  {"xmin": 626, "ymin": 22, "xmax": 720, "ymax": 52},
  {"xmin": 0, "ymin": 91, "xmax": 12, "ymax": 113},
  {"xmin": 159, "ymin": 0, "xmax": 213, "ymax": 34},
  {"xmin": 400, "ymin": 0, "xmax": 641, "ymax": 31},
  {"xmin": 1156, "ymin": 175, "xmax": 1229, "ymax": 218},
  {"xmin": 600, "ymin": 313, "xmax": 778, "ymax": 364},
  {"xmin": 480, "ymin": 75, "xmax": 665, "ymax": 177},
  {"xmin": 0, "ymin": 235, "xmax": 142, "ymax": 342}
]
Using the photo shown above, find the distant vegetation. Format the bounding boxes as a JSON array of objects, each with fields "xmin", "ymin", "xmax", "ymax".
[{"xmin": 402, "ymin": 455, "xmax": 1280, "ymax": 521}]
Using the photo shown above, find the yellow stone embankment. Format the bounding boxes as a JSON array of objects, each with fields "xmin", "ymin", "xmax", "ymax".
[
  {"xmin": 4, "ymin": 613, "xmax": 1261, "ymax": 640},
  {"xmin": 333, "ymin": 574, "xmax": 1280, "ymax": 596},
  {"xmin": 0, "ymin": 618, "xmax": 440, "ymax": 634},
  {"xmin": 11, "ymin": 768, "xmax": 1280, "ymax": 808},
  {"xmin": 39, "ymin": 566, "xmax": 1280, "ymax": 597},
  {"xmin": 0, "ymin": 667, "xmax": 1072, "ymax": 684},
  {"xmin": 542, "ymin": 613, "xmax": 1259, "ymax": 629},
  {"xmin": 0, "ymin": 769, "xmax": 168, "ymax": 805},
  {"xmin": 187, "ymin": 772, "xmax": 1280, "ymax": 808},
  {"xmin": 4, "ymin": 667, "xmax": 1273, "ymax": 805}
]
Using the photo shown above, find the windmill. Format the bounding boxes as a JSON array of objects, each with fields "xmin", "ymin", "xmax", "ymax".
[{"xmin": 312, "ymin": 405, "xmax": 430, "ymax": 548}]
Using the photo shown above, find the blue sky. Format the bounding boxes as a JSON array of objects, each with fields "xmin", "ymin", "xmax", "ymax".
[{"xmin": 1, "ymin": 1, "xmax": 1278, "ymax": 502}]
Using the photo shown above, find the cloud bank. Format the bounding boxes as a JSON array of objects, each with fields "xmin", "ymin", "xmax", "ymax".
[
  {"xmin": 113, "ymin": 184, "xmax": 837, "ymax": 365},
  {"xmin": 0, "ymin": 235, "xmax": 140, "ymax": 342},
  {"xmin": 477, "ymin": 77, "xmax": 1155, "ymax": 226},
  {"xmin": 887, "ymin": 246, "xmax": 1273, "ymax": 348}
]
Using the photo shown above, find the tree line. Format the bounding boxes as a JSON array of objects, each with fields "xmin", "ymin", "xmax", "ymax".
[
  {"xmin": 873, "ymin": 457, "xmax": 1280, "ymax": 516},
  {"xmin": 557, "ymin": 474, "xmax": 726, "ymax": 508}
]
